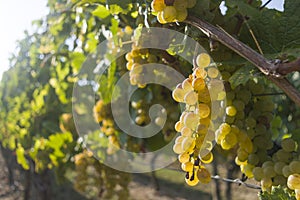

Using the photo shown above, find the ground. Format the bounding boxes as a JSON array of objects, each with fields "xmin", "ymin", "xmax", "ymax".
[{"xmin": 0, "ymin": 148, "xmax": 259, "ymax": 200}]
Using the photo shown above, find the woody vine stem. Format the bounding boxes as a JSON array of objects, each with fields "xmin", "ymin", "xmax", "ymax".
[{"xmin": 185, "ymin": 15, "xmax": 300, "ymax": 106}]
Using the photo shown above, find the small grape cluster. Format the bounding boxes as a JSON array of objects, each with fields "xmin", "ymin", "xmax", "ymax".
[
  {"xmin": 93, "ymin": 100, "xmax": 120, "ymax": 155},
  {"xmin": 172, "ymin": 52, "xmax": 225, "ymax": 186},
  {"xmin": 151, "ymin": 0, "xmax": 196, "ymax": 23},
  {"xmin": 288, "ymin": 174, "xmax": 300, "ymax": 200}
]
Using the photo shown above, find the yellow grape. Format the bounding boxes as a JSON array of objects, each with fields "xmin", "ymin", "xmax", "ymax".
[
  {"xmin": 178, "ymin": 153, "xmax": 190, "ymax": 163},
  {"xmin": 154, "ymin": 116, "xmax": 165, "ymax": 127},
  {"xmin": 175, "ymin": 135, "xmax": 184, "ymax": 143},
  {"xmin": 296, "ymin": 189, "xmax": 300, "ymax": 200},
  {"xmin": 182, "ymin": 78, "xmax": 193, "ymax": 92},
  {"xmin": 184, "ymin": 90, "xmax": 198, "ymax": 105},
  {"xmin": 151, "ymin": 0, "xmax": 166, "ymax": 12},
  {"xmin": 181, "ymin": 161, "xmax": 194, "ymax": 172},
  {"xmin": 192, "ymin": 78, "xmax": 206, "ymax": 91},
  {"xmin": 172, "ymin": 86, "xmax": 185, "ymax": 102},
  {"xmin": 198, "ymin": 103, "xmax": 210, "ymax": 119},
  {"xmin": 226, "ymin": 106, "xmax": 237, "ymax": 117},
  {"xmin": 184, "ymin": 112, "xmax": 199, "ymax": 130},
  {"xmin": 173, "ymin": 142, "xmax": 184, "ymax": 154},
  {"xmin": 197, "ymin": 167, "xmax": 211, "ymax": 184},
  {"xmin": 221, "ymin": 139, "xmax": 232, "ymax": 150},
  {"xmin": 185, "ymin": 172, "xmax": 199, "ymax": 186},
  {"xmin": 181, "ymin": 137, "xmax": 195, "ymax": 152},
  {"xmin": 157, "ymin": 11, "xmax": 167, "ymax": 24},
  {"xmin": 196, "ymin": 53, "xmax": 210, "ymax": 68},
  {"xmin": 241, "ymin": 164, "xmax": 254, "ymax": 178},
  {"xmin": 193, "ymin": 67, "xmax": 207, "ymax": 79},
  {"xmin": 181, "ymin": 126, "xmax": 193, "ymax": 137},
  {"xmin": 219, "ymin": 123, "xmax": 231, "ymax": 135},
  {"xmin": 224, "ymin": 133, "xmax": 237, "ymax": 147},
  {"xmin": 200, "ymin": 151, "xmax": 213, "ymax": 164},
  {"xmin": 287, "ymin": 174, "xmax": 300, "ymax": 190},
  {"xmin": 162, "ymin": 6, "xmax": 177, "ymax": 22},
  {"xmin": 175, "ymin": 121, "xmax": 182, "ymax": 132}
]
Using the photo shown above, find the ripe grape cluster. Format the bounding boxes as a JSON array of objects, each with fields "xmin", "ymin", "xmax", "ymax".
[
  {"xmin": 151, "ymin": 0, "xmax": 196, "ymax": 23},
  {"xmin": 93, "ymin": 100, "xmax": 120, "ymax": 155},
  {"xmin": 172, "ymin": 52, "xmax": 225, "ymax": 186}
]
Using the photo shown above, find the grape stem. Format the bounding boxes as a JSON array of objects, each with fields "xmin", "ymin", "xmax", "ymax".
[
  {"xmin": 185, "ymin": 15, "xmax": 300, "ymax": 107},
  {"xmin": 211, "ymin": 175, "xmax": 261, "ymax": 190}
]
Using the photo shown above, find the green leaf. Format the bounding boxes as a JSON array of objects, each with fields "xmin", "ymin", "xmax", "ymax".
[
  {"xmin": 92, "ymin": 5, "xmax": 110, "ymax": 19},
  {"xmin": 229, "ymin": 65, "xmax": 254, "ymax": 89},
  {"xmin": 16, "ymin": 144, "xmax": 30, "ymax": 170},
  {"xmin": 259, "ymin": 186, "xmax": 296, "ymax": 200}
]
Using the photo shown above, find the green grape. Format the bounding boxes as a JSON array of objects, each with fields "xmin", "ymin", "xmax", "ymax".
[
  {"xmin": 248, "ymin": 153, "xmax": 259, "ymax": 165},
  {"xmin": 253, "ymin": 167, "xmax": 264, "ymax": 181},
  {"xmin": 162, "ymin": 6, "xmax": 177, "ymax": 22},
  {"xmin": 173, "ymin": 0, "xmax": 188, "ymax": 10},
  {"xmin": 273, "ymin": 175, "xmax": 287, "ymax": 186},
  {"xmin": 276, "ymin": 149, "xmax": 292, "ymax": 163},
  {"xmin": 196, "ymin": 53, "xmax": 210, "ymax": 68},
  {"xmin": 245, "ymin": 117, "xmax": 256, "ymax": 128},
  {"xmin": 232, "ymin": 100, "xmax": 245, "ymax": 111},
  {"xmin": 151, "ymin": 0, "xmax": 166, "ymax": 12},
  {"xmin": 289, "ymin": 161, "xmax": 300, "ymax": 174},
  {"xmin": 187, "ymin": 0, "xmax": 197, "ymax": 8},
  {"xmin": 263, "ymin": 165, "xmax": 276, "ymax": 178},
  {"xmin": 274, "ymin": 162, "xmax": 286, "ymax": 175},
  {"xmin": 237, "ymin": 148, "xmax": 249, "ymax": 162},
  {"xmin": 261, "ymin": 177, "xmax": 272, "ymax": 192},
  {"xmin": 226, "ymin": 106, "xmax": 237, "ymax": 117},
  {"xmin": 282, "ymin": 165, "xmax": 292, "ymax": 178},
  {"xmin": 287, "ymin": 174, "xmax": 300, "ymax": 190},
  {"xmin": 241, "ymin": 164, "xmax": 254, "ymax": 178},
  {"xmin": 197, "ymin": 167, "xmax": 211, "ymax": 184},
  {"xmin": 224, "ymin": 132, "xmax": 237, "ymax": 147},
  {"xmin": 281, "ymin": 138, "xmax": 297, "ymax": 152},
  {"xmin": 237, "ymin": 90, "xmax": 252, "ymax": 104},
  {"xmin": 207, "ymin": 68, "xmax": 219, "ymax": 78}
]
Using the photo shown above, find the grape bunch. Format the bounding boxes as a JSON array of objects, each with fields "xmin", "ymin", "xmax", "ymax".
[
  {"xmin": 172, "ymin": 52, "xmax": 226, "ymax": 186},
  {"xmin": 93, "ymin": 100, "xmax": 121, "ymax": 155},
  {"xmin": 217, "ymin": 65, "xmax": 300, "ymax": 193},
  {"xmin": 151, "ymin": 0, "xmax": 197, "ymax": 23}
]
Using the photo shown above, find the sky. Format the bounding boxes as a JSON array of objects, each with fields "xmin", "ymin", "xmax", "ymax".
[
  {"xmin": 0, "ymin": 0, "xmax": 48, "ymax": 79},
  {"xmin": 0, "ymin": 0, "xmax": 284, "ymax": 80}
]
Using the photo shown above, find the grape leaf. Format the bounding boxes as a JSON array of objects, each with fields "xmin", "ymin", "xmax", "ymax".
[
  {"xmin": 259, "ymin": 186, "xmax": 296, "ymax": 200},
  {"xmin": 228, "ymin": 65, "xmax": 254, "ymax": 89}
]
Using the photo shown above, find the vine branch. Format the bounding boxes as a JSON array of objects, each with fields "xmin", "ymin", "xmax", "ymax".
[
  {"xmin": 211, "ymin": 175, "xmax": 261, "ymax": 190},
  {"xmin": 277, "ymin": 58, "xmax": 300, "ymax": 75},
  {"xmin": 185, "ymin": 15, "xmax": 300, "ymax": 107}
]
